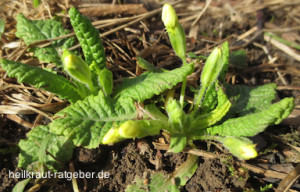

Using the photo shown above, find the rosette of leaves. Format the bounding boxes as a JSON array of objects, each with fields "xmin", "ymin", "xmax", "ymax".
[
  {"xmin": 103, "ymin": 41, "xmax": 294, "ymax": 158},
  {"xmin": 102, "ymin": 4, "xmax": 294, "ymax": 161},
  {"xmin": 2, "ymin": 5, "xmax": 294, "ymax": 192},
  {"xmin": 6, "ymin": 7, "xmax": 195, "ymax": 174}
]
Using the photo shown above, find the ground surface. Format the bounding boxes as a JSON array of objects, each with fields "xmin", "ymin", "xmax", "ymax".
[{"xmin": 0, "ymin": 0, "xmax": 300, "ymax": 192}]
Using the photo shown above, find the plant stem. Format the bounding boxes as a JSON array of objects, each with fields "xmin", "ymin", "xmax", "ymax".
[
  {"xmin": 179, "ymin": 59, "xmax": 187, "ymax": 108},
  {"xmin": 179, "ymin": 78, "xmax": 187, "ymax": 108},
  {"xmin": 87, "ymin": 81, "xmax": 98, "ymax": 95},
  {"xmin": 191, "ymin": 86, "xmax": 207, "ymax": 116}
]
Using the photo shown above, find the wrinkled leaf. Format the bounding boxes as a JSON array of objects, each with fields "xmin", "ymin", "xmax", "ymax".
[
  {"xmin": 18, "ymin": 126, "xmax": 75, "ymax": 171},
  {"xmin": 230, "ymin": 49, "xmax": 247, "ymax": 69},
  {"xmin": 126, "ymin": 155, "xmax": 198, "ymax": 191},
  {"xmin": 136, "ymin": 57, "xmax": 156, "ymax": 72},
  {"xmin": 207, "ymin": 97, "xmax": 294, "ymax": 137},
  {"xmin": 192, "ymin": 83, "xmax": 231, "ymax": 130},
  {"xmin": 225, "ymin": 83, "xmax": 277, "ymax": 116},
  {"xmin": 16, "ymin": 14, "xmax": 74, "ymax": 66},
  {"xmin": 169, "ymin": 135, "xmax": 187, "ymax": 153},
  {"xmin": 219, "ymin": 41, "xmax": 230, "ymax": 82},
  {"xmin": 0, "ymin": 59, "xmax": 82, "ymax": 103},
  {"xmin": 115, "ymin": 63, "xmax": 194, "ymax": 102},
  {"xmin": 50, "ymin": 91, "xmax": 137, "ymax": 148},
  {"xmin": 69, "ymin": 7, "xmax": 106, "ymax": 70}
]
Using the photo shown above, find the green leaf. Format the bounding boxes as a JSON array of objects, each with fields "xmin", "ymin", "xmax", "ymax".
[
  {"xmin": 126, "ymin": 172, "xmax": 177, "ymax": 192},
  {"xmin": 193, "ymin": 47, "xmax": 223, "ymax": 112},
  {"xmin": 187, "ymin": 52, "xmax": 207, "ymax": 60},
  {"xmin": 144, "ymin": 104, "xmax": 168, "ymax": 122},
  {"xmin": 225, "ymin": 83, "xmax": 277, "ymax": 116},
  {"xmin": 33, "ymin": 0, "xmax": 41, "ymax": 8},
  {"xmin": 114, "ymin": 63, "xmax": 194, "ymax": 102},
  {"xmin": 166, "ymin": 99, "xmax": 192, "ymax": 135},
  {"xmin": 192, "ymin": 83, "xmax": 231, "ymax": 130},
  {"xmin": 0, "ymin": 19, "xmax": 5, "ymax": 38},
  {"xmin": 16, "ymin": 14, "xmax": 74, "ymax": 66},
  {"xmin": 18, "ymin": 126, "xmax": 75, "ymax": 171},
  {"xmin": 50, "ymin": 91, "xmax": 137, "ymax": 148},
  {"xmin": 230, "ymin": 49, "xmax": 247, "ymax": 69},
  {"xmin": 126, "ymin": 154, "xmax": 198, "ymax": 191},
  {"xmin": 68, "ymin": 7, "xmax": 106, "ymax": 70},
  {"xmin": 199, "ymin": 84, "xmax": 218, "ymax": 113},
  {"xmin": 0, "ymin": 59, "xmax": 82, "ymax": 103},
  {"xmin": 207, "ymin": 97, "xmax": 294, "ymax": 137},
  {"xmin": 12, "ymin": 178, "xmax": 31, "ymax": 192},
  {"xmin": 30, "ymin": 47, "xmax": 63, "ymax": 65},
  {"xmin": 172, "ymin": 154, "xmax": 198, "ymax": 186},
  {"xmin": 193, "ymin": 42, "xmax": 229, "ymax": 114},
  {"xmin": 169, "ymin": 135, "xmax": 187, "ymax": 153},
  {"xmin": 219, "ymin": 41, "xmax": 229, "ymax": 82},
  {"xmin": 136, "ymin": 57, "xmax": 156, "ymax": 72},
  {"xmin": 98, "ymin": 67, "xmax": 113, "ymax": 96}
]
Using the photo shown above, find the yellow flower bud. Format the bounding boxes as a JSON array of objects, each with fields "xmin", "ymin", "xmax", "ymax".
[
  {"xmin": 62, "ymin": 49, "xmax": 92, "ymax": 85},
  {"xmin": 102, "ymin": 127, "xmax": 123, "ymax": 145},
  {"xmin": 162, "ymin": 4, "xmax": 186, "ymax": 62},
  {"xmin": 222, "ymin": 137, "xmax": 257, "ymax": 160},
  {"xmin": 102, "ymin": 120, "xmax": 164, "ymax": 145},
  {"xmin": 162, "ymin": 4, "xmax": 178, "ymax": 30}
]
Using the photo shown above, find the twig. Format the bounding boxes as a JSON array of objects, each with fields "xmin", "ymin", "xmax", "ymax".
[
  {"xmin": 6, "ymin": 114, "xmax": 33, "ymax": 129},
  {"xmin": 70, "ymin": 0, "xmax": 184, "ymax": 50},
  {"xmin": 253, "ymin": 41, "xmax": 288, "ymax": 86},
  {"xmin": 276, "ymin": 163, "xmax": 300, "ymax": 192},
  {"xmin": 79, "ymin": 4, "xmax": 147, "ymax": 17},
  {"xmin": 264, "ymin": 33, "xmax": 300, "ymax": 62},
  {"xmin": 192, "ymin": 0, "xmax": 212, "ymax": 26}
]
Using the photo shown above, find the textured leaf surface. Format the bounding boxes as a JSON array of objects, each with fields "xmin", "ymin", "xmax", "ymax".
[
  {"xmin": 126, "ymin": 172, "xmax": 176, "ymax": 192},
  {"xmin": 192, "ymin": 83, "xmax": 231, "ymax": 130},
  {"xmin": 69, "ymin": 7, "xmax": 106, "ymax": 70},
  {"xmin": 16, "ymin": 14, "xmax": 74, "ymax": 66},
  {"xmin": 18, "ymin": 126, "xmax": 75, "ymax": 171},
  {"xmin": 207, "ymin": 97, "xmax": 294, "ymax": 137},
  {"xmin": 126, "ymin": 155, "xmax": 198, "ymax": 191},
  {"xmin": 50, "ymin": 91, "xmax": 137, "ymax": 148},
  {"xmin": 169, "ymin": 135, "xmax": 187, "ymax": 153},
  {"xmin": 219, "ymin": 41, "xmax": 229, "ymax": 82},
  {"xmin": 0, "ymin": 59, "xmax": 82, "ymax": 103},
  {"xmin": 136, "ymin": 57, "xmax": 156, "ymax": 72},
  {"xmin": 225, "ymin": 83, "xmax": 277, "ymax": 116},
  {"xmin": 12, "ymin": 178, "xmax": 31, "ymax": 192},
  {"xmin": 30, "ymin": 47, "xmax": 63, "ymax": 66},
  {"xmin": 199, "ymin": 84, "xmax": 218, "ymax": 113},
  {"xmin": 115, "ymin": 63, "xmax": 194, "ymax": 102}
]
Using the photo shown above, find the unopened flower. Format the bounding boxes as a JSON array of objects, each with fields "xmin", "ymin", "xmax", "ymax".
[{"xmin": 222, "ymin": 137, "xmax": 257, "ymax": 160}]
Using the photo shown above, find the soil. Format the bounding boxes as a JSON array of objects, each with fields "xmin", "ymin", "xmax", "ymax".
[{"xmin": 1, "ymin": 0, "xmax": 300, "ymax": 192}]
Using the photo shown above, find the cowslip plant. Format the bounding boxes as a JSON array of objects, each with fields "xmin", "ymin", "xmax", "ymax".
[
  {"xmin": 0, "ymin": 7, "xmax": 194, "ymax": 174},
  {"xmin": 1, "ymin": 4, "xmax": 294, "ymax": 192},
  {"xmin": 102, "ymin": 4, "xmax": 294, "ymax": 160}
]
